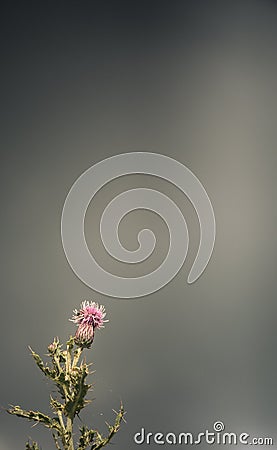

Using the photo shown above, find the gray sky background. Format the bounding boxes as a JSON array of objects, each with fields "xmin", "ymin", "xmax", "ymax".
[{"xmin": 1, "ymin": 1, "xmax": 277, "ymax": 448}]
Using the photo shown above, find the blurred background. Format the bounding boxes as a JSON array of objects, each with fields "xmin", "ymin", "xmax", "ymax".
[{"xmin": 1, "ymin": 1, "xmax": 277, "ymax": 448}]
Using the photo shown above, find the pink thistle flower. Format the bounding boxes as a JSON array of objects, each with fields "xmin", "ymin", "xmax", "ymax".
[{"xmin": 70, "ymin": 301, "xmax": 108, "ymax": 329}]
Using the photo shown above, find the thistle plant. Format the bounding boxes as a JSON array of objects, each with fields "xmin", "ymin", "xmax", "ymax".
[{"xmin": 7, "ymin": 301, "xmax": 125, "ymax": 450}]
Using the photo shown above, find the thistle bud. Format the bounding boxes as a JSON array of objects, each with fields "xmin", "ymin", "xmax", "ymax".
[{"xmin": 47, "ymin": 338, "xmax": 58, "ymax": 353}]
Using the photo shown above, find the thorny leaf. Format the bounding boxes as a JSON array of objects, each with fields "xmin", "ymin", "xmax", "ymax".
[
  {"xmin": 90, "ymin": 402, "xmax": 125, "ymax": 449},
  {"xmin": 25, "ymin": 440, "xmax": 41, "ymax": 450},
  {"xmin": 7, "ymin": 405, "xmax": 61, "ymax": 432}
]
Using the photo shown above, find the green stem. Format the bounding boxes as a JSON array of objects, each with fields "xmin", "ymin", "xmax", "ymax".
[
  {"xmin": 54, "ymin": 354, "xmax": 62, "ymax": 374},
  {"xmin": 66, "ymin": 416, "xmax": 74, "ymax": 450},
  {"xmin": 64, "ymin": 344, "xmax": 83, "ymax": 449},
  {"xmin": 57, "ymin": 410, "xmax": 65, "ymax": 431},
  {"xmin": 72, "ymin": 347, "xmax": 82, "ymax": 368},
  {"xmin": 66, "ymin": 345, "xmax": 72, "ymax": 377}
]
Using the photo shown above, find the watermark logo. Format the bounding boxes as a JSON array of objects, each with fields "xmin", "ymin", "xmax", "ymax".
[
  {"xmin": 133, "ymin": 421, "xmax": 274, "ymax": 446},
  {"xmin": 61, "ymin": 152, "xmax": 216, "ymax": 298}
]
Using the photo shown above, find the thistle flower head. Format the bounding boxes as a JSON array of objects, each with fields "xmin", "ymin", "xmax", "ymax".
[{"xmin": 70, "ymin": 301, "xmax": 108, "ymax": 329}]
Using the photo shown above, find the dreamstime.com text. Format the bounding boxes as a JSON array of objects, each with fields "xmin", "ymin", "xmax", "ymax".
[{"xmin": 134, "ymin": 421, "xmax": 273, "ymax": 446}]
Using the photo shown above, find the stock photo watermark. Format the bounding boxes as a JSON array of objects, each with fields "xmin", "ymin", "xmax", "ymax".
[
  {"xmin": 133, "ymin": 421, "xmax": 274, "ymax": 446},
  {"xmin": 61, "ymin": 152, "xmax": 216, "ymax": 298}
]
